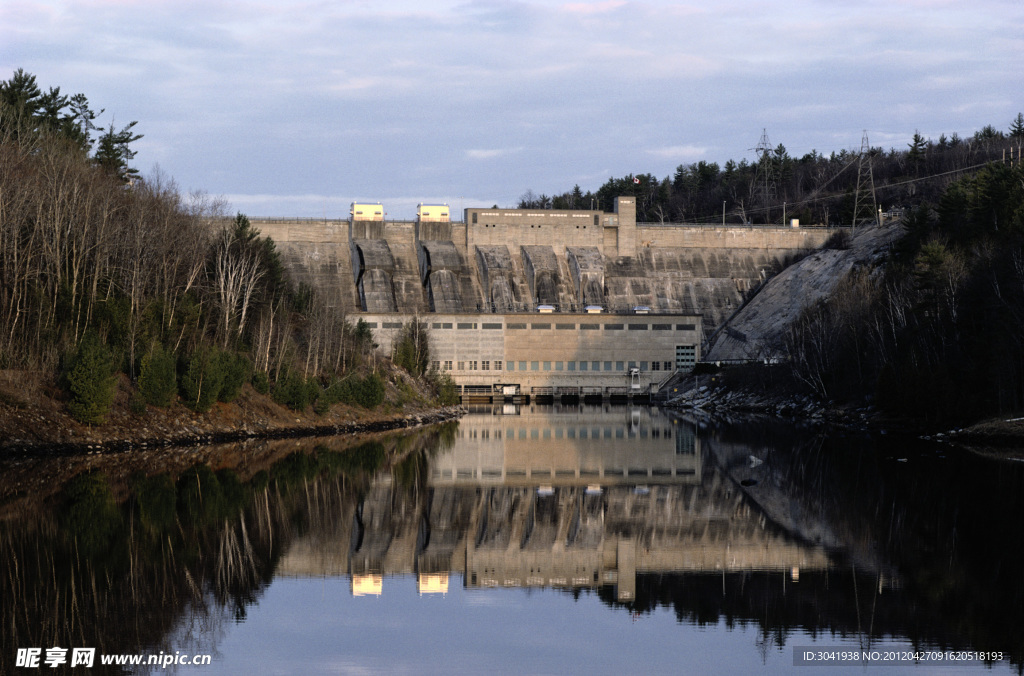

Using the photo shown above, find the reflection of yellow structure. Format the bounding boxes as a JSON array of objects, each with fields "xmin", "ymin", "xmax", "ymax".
[
  {"xmin": 418, "ymin": 573, "xmax": 449, "ymax": 594},
  {"xmin": 351, "ymin": 574, "xmax": 383, "ymax": 596}
]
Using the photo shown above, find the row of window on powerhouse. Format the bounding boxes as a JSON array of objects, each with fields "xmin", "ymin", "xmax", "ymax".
[{"xmin": 431, "ymin": 357, "xmax": 694, "ymax": 373}]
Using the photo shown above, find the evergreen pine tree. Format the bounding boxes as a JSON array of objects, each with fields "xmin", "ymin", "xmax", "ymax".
[
  {"xmin": 64, "ymin": 331, "xmax": 117, "ymax": 424},
  {"xmin": 139, "ymin": 344, "xmax": 177, "ymax": 407}
]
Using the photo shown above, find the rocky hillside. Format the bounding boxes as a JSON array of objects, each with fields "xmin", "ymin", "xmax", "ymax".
[{"xmin": 706, "ymin": 222, "xmax": 904, "ymax": 362}]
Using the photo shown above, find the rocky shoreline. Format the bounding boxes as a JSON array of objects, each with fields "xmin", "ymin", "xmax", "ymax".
[
  {"xmin": 665, "ymin": 381, "xmax": 885, "ymax": 430},
  {"xmin": 1, "ymin": 405, "xmax": 466, "ymax": 458},
  {"xmin": 664, "ymin": 377, "xmax": 1024, "ymax": 457},
  {"xmin": 0, "ymin": 368, "xmax": 466, "ymax": 459}
]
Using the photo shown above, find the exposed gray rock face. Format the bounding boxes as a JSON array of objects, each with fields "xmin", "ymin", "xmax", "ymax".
[{"xmin": 705, "ymin": 222, "xmax": 904, "ymax": 362}]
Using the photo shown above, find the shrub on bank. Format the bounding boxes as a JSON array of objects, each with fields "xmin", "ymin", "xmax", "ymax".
[
  {"xmin": 217, "ymin": 351, "xmax": 251, "ymax": 403},
  {"xmin": 434, "ymin": 372, "xmax": 460, "ymax": 406},
  {"xmin": 139, "ymin": 344, "xmax": 178, "ymax": 407},
  {"xmin": 273, "ymin": 369, "xmax": 319, "ymax": 411},
  {"xmin": 64, "ymin": 331, "xmax": 118, "ymax": 424},
  {"xmin": 179, "ymin": 347, "xmax": 225, "ymax": 413},
  {"xmin": 312, "ymin": 372, "xmax": 386, "ymax": 414}
]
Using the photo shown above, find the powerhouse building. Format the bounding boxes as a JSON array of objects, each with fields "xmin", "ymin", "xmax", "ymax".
[{"xmin": 355, "ymin": 197, "xmax": 698, "ymax": 398}]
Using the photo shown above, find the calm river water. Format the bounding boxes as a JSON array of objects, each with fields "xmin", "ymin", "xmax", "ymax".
[{"xmin": 2, "ymin": 405, "xmax": 1022, "ymax": 674}]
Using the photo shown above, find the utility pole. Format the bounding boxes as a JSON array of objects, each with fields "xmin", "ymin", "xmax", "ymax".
[
  {"xmin": 851, "ymin": 130, "xmax": 879, "ymax": 233},
  {"xmin": 751, "ymin": 129, "xmax": 778, "ymax": 225},
  {"xmin": 722, "ymin": 201, "xmax": 726, "ymax": 227}
]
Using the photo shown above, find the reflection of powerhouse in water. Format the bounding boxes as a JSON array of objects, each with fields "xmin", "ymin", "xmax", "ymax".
[
  {"xmin": 430, "ymin": 407, "xmax": 700, "ymax": 486},
  {"xmin": 462, "ymin": 484, "xmax": 831, "ymax": 602},
  {"xmin": 276, "ymin": 410, "xmax": 834, "ymax": 601},
  {"xmin": 279, "ymin": 479, "xmax": 831, "ymax": 603}
]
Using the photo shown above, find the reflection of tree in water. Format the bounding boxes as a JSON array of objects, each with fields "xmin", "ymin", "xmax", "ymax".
[
  {"xmin": 0, "ymin": 425, "xmax": 449, "ymax": 675},
  {"xmin": 587, "ymin": 420, "xmax": 1024, "ymax": 669}
]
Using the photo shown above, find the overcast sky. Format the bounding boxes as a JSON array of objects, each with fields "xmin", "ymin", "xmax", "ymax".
[{"xmin": 3, "ymin": 0, "xmax": 1022, "ymax": 219}]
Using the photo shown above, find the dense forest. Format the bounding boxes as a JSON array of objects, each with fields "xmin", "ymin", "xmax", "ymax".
[
  {"xmin": 0, "ymin": 69, "xmax": 451, "ymax": 425},
  {"xmin": 783, "ymin": 156, "xmax": 1024, "ymax": 423},
  {"xmin": 521, "ymin": 121, "xmax": 1024, "ymax": 227},
  {"xmin": 523, "ymin": 117, "xmax": 1024, "ymax": 423}
]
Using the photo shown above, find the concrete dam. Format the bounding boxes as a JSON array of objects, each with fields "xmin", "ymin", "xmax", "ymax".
[{"xmin": 251, "ymin": 198, "xmax": 833, "ymax": 398}]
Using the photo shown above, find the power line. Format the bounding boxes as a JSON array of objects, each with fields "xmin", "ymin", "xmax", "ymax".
[{"xmin": 661, "ymin": 158, "xmax": 998, "ymax": 225}]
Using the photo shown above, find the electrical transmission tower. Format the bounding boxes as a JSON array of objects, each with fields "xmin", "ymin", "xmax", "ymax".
[
  {"xmin": 851, "ymin": 130, "xmax": 878, "ymax": 232},
  {"xmin": 751, "ymin": 129, "xmax": 778, "ymax": 224}
]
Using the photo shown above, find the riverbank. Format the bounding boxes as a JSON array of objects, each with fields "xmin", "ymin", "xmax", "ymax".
[
  {"xmin": 0, "ymin": 368, "xmax": 464, "ymax": 457},
  {"xmin": 663, "ymin": 372, "xmax": 898, "ymax": 431},
  {"xmin": 663, "ymin": 370, "xmax": 1024, "ymax": 457}
]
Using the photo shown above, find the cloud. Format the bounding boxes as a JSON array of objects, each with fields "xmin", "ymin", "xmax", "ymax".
[
  {"xmin": 5, "ymin": 0, "xmax": 1022, "ymax": 220},
  {"xmin": 560, "ymin": 1, "xmax": 627, "ymax": 15},
  {"xmin": 466, "ymin": 147, "xmax": 523, "ymax": 160},
  {"xmin": 646, "ymin": 145, "xmax": 708, "ymax": 161}
]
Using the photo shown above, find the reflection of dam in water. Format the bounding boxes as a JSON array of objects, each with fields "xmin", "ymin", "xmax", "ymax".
[
  {"xmin": 277, "ymin": 407, "xmax": 832, "ymax": 600},
  {"xmin": 431, "ymin": 405, "xmax": 698, "ymax": 486}
]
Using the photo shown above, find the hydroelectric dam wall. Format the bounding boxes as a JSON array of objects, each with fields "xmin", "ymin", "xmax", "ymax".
[{"xmin": 249, "ymin": 197, "xmax": 835, "ymax": 397}]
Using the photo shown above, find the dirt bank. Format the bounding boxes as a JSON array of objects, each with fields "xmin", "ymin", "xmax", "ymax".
[{"xmin": 0, "ymin": 368, "xmax": 462, "ymax": 456}]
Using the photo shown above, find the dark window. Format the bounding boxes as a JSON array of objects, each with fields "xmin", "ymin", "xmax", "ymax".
[
  {"xmin": 628, "ymin": 324, "xmax": 648, "ymax": 330},
  {"xmin": 676, "ymin": 324, "xmax": 696, "ymax": 331},
  {"xmin": 482, "ymin": 322, "xmax": 502, "ymax": 329},
  {"xmin": 531, "ymin": 323, "xmax": 551, "ymax": 330}
]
